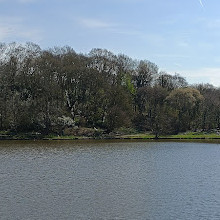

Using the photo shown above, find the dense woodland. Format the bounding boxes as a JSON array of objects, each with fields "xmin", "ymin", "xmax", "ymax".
[{"xmin": 0, "ymin": 42, "xmax": 219, "ymax": 137}]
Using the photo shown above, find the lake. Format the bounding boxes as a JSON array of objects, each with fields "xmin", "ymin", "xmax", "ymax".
[{"xmin": 0, "ymin": 140, "xmax": 220, "ymax": 219}]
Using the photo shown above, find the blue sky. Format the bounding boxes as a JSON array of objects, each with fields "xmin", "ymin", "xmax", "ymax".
[{"xmin": 0, "ymin": 0, "xmax": 220, "ymax": 86}]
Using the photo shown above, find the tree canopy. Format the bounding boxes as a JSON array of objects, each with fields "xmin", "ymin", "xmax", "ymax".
[{"xmin": 0, "ymin": 42, "xmax": 219, "ymax": 136}]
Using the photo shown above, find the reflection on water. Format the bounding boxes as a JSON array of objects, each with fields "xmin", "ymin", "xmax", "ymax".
[{"xmin": 0, "ymin": 140, "xmax": 220, "ymax": 219}]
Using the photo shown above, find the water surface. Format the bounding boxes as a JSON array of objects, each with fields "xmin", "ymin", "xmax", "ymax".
[{"xmin": 0, "ymin": 140, "xmax": 220, "ymax": 219}]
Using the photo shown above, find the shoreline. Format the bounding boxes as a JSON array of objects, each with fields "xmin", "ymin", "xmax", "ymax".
[
  {"xmin": 0, "ymin": 134, "xmax": 220, "ymax": 141},
  {"xmin": 1, "ymin": 130, "xmax": 220, "ymax": 142}
]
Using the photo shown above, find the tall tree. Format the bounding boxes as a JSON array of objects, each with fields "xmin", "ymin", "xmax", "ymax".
[{"xmin": 166, "ymin": 88, "xmax": 204, "ymax": 132}]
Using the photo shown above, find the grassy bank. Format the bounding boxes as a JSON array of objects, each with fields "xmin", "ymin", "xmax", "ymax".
[
  {"xmin": 0, "ymin": 130, "xmax": 220, "ymax": 141},
  {"xmin": 120, "ymin": 132, "xmax": 220, "ymax": 140}
]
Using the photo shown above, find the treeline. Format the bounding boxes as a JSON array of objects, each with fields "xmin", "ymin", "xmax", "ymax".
[{"xmin": 0, "ymin": 42, "xmax": 219, "ymax": 136}]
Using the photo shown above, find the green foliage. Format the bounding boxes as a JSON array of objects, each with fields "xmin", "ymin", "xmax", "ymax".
[
  {"xmin": 122, "ymin": 74, "xmax": 136, "ymax": 95},
  {"xmin": 0, "ymin": 42, "xmax": 219, "ymax": 137},
  {"xmin": 166, "ymin": 88, "xmax": 204, "ymax": 133}
]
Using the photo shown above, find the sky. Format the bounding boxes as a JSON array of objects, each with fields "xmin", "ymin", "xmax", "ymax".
[{"xmin": 0, "ymin": 0, "xmax": 220, "ymax": 87}]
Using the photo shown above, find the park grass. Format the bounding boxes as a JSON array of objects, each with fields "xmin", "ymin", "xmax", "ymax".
[
  {"xmin": 162, "ymin": 132, "xmax": 220, "ymax": 139},
  {"xmin": 43, "ymin": 135, "xmax": 89, "ymax": 140},
  {"xmin": 0, "ymin": 131, "xmax": 219, "ymax": 140},
  {"xmin": 118, "ymin": 131, "xmax": 220, "ymax": 139},
  {"xmin": 119, "ymin": 133, "xmax": 155, "ymax": 139}
]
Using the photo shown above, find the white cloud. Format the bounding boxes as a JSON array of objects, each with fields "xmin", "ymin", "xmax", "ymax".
[
  {"xmin": 154, "ymin": 54, "xmax": 190, "ymax": 59},
  {"xmin": 79, "ymin": 18, "xmax": 116, "ymax": 29},
  {"xmin": 206, "ymin": 19, "xmax": 220, "ymax": 29},
  {"xmin": 198, "ymin": 0, "xmax": 204, "ymax": 8},
  {"xmin": 174, "ymin": 63, "xmax": 182, "ymax": 68},
  {"xmin": 0, "ymin": 16, "xmax": 43, "ymax": 43},
  {"xmin": 175, "ymin": 68, "xmax": 220, "ymax": 87},
  {"xmin": 77, "ymin": 17, "xmax": 165, "ymax": 47}
]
